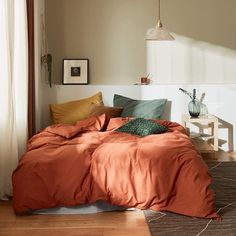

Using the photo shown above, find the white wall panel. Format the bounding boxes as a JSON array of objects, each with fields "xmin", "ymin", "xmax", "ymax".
[{"xmin": 41, "ymin": 84, "xmax": 236, "ymax": 152}]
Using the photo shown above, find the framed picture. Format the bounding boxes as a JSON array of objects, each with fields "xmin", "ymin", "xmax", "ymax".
[{"xmin": 62, "ymin": 59, "xmax": 89, "ymax": 85}]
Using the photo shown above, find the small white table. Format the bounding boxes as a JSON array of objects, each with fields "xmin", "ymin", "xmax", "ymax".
[{"xmin": 182, "ymin": 114, "xmax": 219, "ymax": 153}]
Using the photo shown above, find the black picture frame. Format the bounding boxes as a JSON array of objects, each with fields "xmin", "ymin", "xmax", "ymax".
[{"xmin": 62, "ymin": 59, "xmax": 89, "ymax": 85}]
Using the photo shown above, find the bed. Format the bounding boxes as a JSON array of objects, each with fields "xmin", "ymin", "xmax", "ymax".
[{"xmin": 12, "ymin": 114, "xmax": 219, "ymax": 219}]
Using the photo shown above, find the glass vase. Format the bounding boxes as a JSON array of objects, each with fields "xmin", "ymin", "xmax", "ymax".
[
  {"xmin": 200, "ymin": 102, "xmax": 208, "ymax": 116},
  {"xmin": 188, "ymin": 99, "xmax": 200, "ymax": 118}
]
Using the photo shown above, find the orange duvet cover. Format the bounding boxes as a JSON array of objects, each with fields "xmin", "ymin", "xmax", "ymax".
[{"xmin": 12, "ymin": 115, "xmax": 219, "ymax": 219}]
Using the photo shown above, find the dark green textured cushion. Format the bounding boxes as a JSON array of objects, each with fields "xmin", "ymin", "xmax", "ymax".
[
  {"xmin": 116, "ymin": 118, "xmax": 168, "ymax": 137},
  {"xmin": 113, "ymin": 94, "xmax": 167, "ymax": 119}
]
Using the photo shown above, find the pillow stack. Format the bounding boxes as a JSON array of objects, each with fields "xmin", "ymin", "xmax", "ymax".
[{"xmin": 50, "ymin": 92, "xmax": 167, "ymax": 125}]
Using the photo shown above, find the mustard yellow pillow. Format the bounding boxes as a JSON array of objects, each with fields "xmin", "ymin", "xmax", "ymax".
[{"xmin": 50, "ymin": 92, "xmax": 103, "ymax": 124}]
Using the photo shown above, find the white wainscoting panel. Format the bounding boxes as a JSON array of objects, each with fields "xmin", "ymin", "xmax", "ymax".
[{"xmin": 40, "ymin": 84, "xmax": 236, "ymax": 151}]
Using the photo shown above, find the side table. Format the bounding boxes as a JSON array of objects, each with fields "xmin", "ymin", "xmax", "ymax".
[{"xmin": 182, "ymin": 114, "xmax": 219, "ymax": 153}]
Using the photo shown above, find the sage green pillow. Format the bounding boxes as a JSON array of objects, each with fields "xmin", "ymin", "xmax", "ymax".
[
  {"xmin": 116, "ymin": 118, "xmax": 168, "ymax": 137},
  {"xmin": 113, "ymin": 94, "xmax": 167, "ymax": 119}
]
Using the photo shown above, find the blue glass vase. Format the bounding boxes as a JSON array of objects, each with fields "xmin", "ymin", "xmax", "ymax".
[{"xmin": 188, "ymin": 99, "xmax": 200, "ymax": 118}]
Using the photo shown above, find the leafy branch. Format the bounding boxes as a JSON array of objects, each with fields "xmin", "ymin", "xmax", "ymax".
[
  {"xmin": 179, "ymin": 88, "xmax": 194, "ymax": 100},
  {"xmin": 41, "ymin": 54, "xmax": 52, "ymax": 88}
]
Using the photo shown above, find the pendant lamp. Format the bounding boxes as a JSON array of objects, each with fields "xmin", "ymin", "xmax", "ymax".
[{"xmin": 146, "ymin": 0, "xmax": 174, "ymax": 41}]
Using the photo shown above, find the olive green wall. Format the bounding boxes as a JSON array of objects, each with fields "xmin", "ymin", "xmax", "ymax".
[
  {"xmin": 163, "ymin": 0, "xmax": 236, "ymax": 51},
  {"xmin": 45, "ymin": 0, "xmax": 236, "ymax": 84},
  {"xmin": 45, "ymin": 0, "xmax": 156, "ymax": 85}
]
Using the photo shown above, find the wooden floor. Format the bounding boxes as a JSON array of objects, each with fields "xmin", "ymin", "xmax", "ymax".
[
  {"xmin": 0, "ymin": 201, "xmax": 150, "ymax": 236},
  {"xmin": 0, "ymin": 151, "xmax": 235, "ymax": 236}
]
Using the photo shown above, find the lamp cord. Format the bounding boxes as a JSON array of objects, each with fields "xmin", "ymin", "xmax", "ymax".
[
  {"xmin": 157, "ymin": 0, "xmax": 162, "ymax": 28},
  {"xmin": 158, "ymin": 0, "xmax": 161, "ymax": 21}
]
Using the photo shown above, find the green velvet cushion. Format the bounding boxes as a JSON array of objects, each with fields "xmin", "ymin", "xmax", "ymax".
[
  {"xmin": 113, "ymin": 94, "xmax": 167, "ymax": 119},
  {"xmin": 116, "ymin": 118, "xmax": 168, "ymax": 137}
]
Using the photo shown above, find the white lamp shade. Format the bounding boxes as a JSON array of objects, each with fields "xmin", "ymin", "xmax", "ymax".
[{"xmin": 146, "ymin": 27, "xmax": 175, "ymax": 41}]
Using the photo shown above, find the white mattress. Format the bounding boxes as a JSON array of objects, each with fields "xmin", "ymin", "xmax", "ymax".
[{"xmin": 32, "ymin": 200, "xmax": 135, "ymax": 215}]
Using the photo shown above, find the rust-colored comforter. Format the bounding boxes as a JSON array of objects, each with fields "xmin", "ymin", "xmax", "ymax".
[{"xmin": 12, "ymin": 115, "xmax": 219, "ymax": 219}]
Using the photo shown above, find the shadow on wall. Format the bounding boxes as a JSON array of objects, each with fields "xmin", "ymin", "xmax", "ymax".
[
  {"xmin": 147, "ymin": 34, "xmax": 236, "ymax": 84},
  {"xmin": 162, "ymin": 0, "xmax": 236, "ymax": 52}
]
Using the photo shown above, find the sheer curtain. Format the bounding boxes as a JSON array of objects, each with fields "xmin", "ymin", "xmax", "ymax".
[{"xmin": 0, "ymin": 0, "xmax": 28, "ymax": 200}]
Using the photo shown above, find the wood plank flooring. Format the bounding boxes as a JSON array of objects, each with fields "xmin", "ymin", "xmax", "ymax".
[
  {"xmin": 0, "ymin": 201, "xmax": 150, "ymax": 236},
  {"xmin": 0, "ymin": 151, "xmax": 235, "ymax": 236}
]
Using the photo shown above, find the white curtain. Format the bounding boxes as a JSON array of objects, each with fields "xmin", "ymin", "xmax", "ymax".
[{"xmin": 0, "ymin": 0, "xmax": 28, "ymax": 200}]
